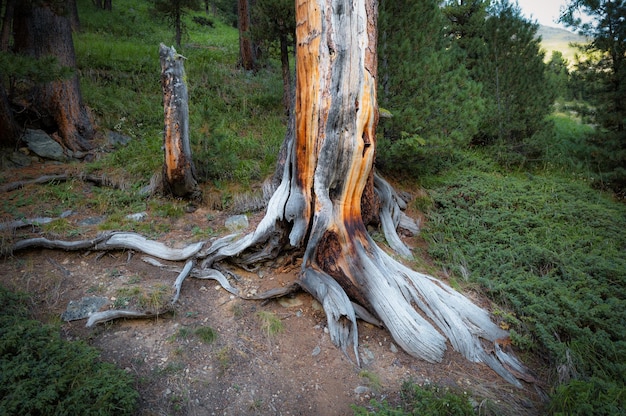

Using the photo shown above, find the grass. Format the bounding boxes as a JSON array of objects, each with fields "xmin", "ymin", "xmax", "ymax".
[
  {"xmin": 352, "ymin": 380, "xmax": 475, "ymax": 416},
  {"xmin": 256, "ymin": 310, "xmax": 284, "ymax": 337}
]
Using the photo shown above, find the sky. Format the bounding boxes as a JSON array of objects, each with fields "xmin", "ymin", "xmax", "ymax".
[{"xmin": 516, "ymin": 0, "xmax": 569, "ymax": 28}]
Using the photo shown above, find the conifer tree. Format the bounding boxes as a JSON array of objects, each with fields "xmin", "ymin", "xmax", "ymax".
[
  {"xmin": 561, "ymin": 0, "xmax": 625, "ymax": 192},
  {"xmin": 377, "ymin": 0, "xmax": 483, "ymax": 174}
]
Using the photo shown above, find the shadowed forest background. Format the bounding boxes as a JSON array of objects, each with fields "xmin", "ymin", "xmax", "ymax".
[{"xmin": 0, "ymin": 0, "xmax": 625, "ymax": 415}]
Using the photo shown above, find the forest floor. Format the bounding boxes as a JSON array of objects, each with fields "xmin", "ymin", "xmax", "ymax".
[{"xmin": 0, "ymin": 159, "xmax": 548, "ymax": 415}]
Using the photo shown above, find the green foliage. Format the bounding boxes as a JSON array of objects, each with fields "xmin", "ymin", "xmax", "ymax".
[
  {"xmin": 0, "ymin": 51, "xmax": 74, "ymax": 88},
  {"xmin": 560, "ymin": 0, "xmax": 626, "ymax": 194},
  {"xmin": 256, "ymin": 310, "xmax": 283, "ymax": 337},
  {"xmin": 0, "ymin": 286, "xmax": 138, "ymax": 415},
  {"xmin": 477, "ymin": 0, "xmax": 554, "ymax": 145},
  {"xmin": 549, "ymin": 377, "xmax": 626, "ymax": 415},
  {"xmin": 352, "ymin": 381, "xmax": 474, "ymax": 416},
  {"xmin": 422, "ymin": 154, "xmax": 626, "ymax": 412},
  {"xmin": 195, "ymin": 325, "xmax": 218, "ymax": 344},
  {"xmin": 377, "ymin": 0, "xmax": 483, "ymax": 177},
  {"xmin": 546, "ymin": 51, "xmax": 571, "ymax": 101}
]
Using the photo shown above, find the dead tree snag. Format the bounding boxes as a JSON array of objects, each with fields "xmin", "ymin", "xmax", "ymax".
[{"xmin": 159, "ymin": 43, "xmax": 201, "ymax": 200}]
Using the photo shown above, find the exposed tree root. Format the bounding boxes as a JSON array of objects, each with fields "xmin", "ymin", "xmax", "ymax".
[
  {"xmin": 8, "ymin": 176, "xmax": 531, "ymax": 388},
  {"xmin": 0, "ymin": 172, "xmax": 132, "ymax": 194}
]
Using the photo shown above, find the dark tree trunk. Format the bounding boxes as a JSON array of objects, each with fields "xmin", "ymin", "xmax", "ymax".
[
  {"xmin": 237, "ymin": 0, "xmax": 256, "ymax": 70},
  {"xmin": 103, "ymin": 0, "xmax": 112, "ymax": 11},
  {"xmin": 159, "ymin": 43, "xmax": 201, "ymax": 200},
  {"xmin": 0, "ymin": 82, "xmax": 20, "ymax": 147},
  {"xmin": 0, "ymin": 0, "xmax": 15, "ymax": 51},
  {"xmin": 13, "ymin": 1, "xmax": 94, "ymax": 152},
  {"xmin": 68, "ymin": 0, "xmax": 80, "ymax": 31}
]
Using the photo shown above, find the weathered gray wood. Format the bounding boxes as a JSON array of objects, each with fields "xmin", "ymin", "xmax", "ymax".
[
  {"xmin": 159, "ymin": 43, "xmax": 200, "ymax": 199},
  {"xmin": 94, "ymin": 232, "xmax": 204, "ymax": 261},
  {"xmin": 172, "ymin": 260, "xmax": 194, "ymax": 303},
  {"xmin": 86, "ymin": 310, "xmax": 153, "ymax": 327},
  {"xmin": 12, "ymin": 232, "xmax": 204, "ymax": 261}
]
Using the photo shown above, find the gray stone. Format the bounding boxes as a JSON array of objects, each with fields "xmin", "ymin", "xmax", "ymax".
[
  {"xmin": 311, "ymin": 346, "xmax": 321, "ymax": 356},
  {"xmin": 354, "ymin": 386, "xmax": 370, "ymax": 395},
  {"xmin": 106, "ymin": 131, "xmax": 132, "ymax": 147},
  {"xmin": 61, "ymin": 297, "xmax": 109, "ymax": 321},
  {"xmin": 126, "ymin": 212, "xmax": 148, "ymax": 221},
  {"xmin": 225, "ymin": 214, "xmax": 248, "ymax": 231},
  {"xmin": 361, "ymin": 347, "xmax": 375, "ymax": 365},
  {"xmin": 6, "ymin": 151, "xmax": 32, "ymax": 167},
  {"xmin": 22, "ymin": 129, "xmax": 65, "ymax": 161},
  {"xmin": 78, "ymin": 216, "xmax": 106, "ymax": 226}
]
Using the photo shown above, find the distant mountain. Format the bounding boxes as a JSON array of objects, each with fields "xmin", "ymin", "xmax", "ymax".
[{"xmin": 537, "ymin": 25, "xmax": 588, "ymax": 64}]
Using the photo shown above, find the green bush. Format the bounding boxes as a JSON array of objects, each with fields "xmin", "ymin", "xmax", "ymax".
[
  {"xmin": 422, "ymin": 155, "xmax": 626, "ymax": 412},
  {"xmin": 0, "ymin": 286, "xmax": 139, "ymax": 415},
  {"xmin": 353, "ymin": 381, "xmax": 474, "ymax": 415}
]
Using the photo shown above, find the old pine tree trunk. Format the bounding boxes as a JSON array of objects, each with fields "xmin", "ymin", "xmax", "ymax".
[
  {"xmin": 12, "ymin": 1, "xmax": 94, "ymax": 152},
  {"xmin": 159, "ymin": 43, "xmax": 200, "ymax": 200}
]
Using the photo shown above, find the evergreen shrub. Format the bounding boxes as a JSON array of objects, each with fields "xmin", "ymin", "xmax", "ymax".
[
  {"xmin": 422, "ymin": 159, "xmax": 626, "ymax": 413},
  {"xmin": 0, "ymin": 286, "xmax": 139, "ymax": 415}
]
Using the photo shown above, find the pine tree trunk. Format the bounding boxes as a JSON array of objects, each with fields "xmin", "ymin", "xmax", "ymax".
[
  {"xmin": 237, "ymin": 0, "xmax": 256, "ymax": 70},
  {"xmin": 159, "ymin": 43, "xmax": 201, "ymax": 200},
  {"xmin": 68, "ymin": 0, "xmax": 80, "ymax": 31},
  {"xmin": 13, "ymin": 2, "xmax": 94, "ymax": 152},
  {"xmin": 0, "ymin": 82, "xmax": 20, "ymax": 147},
  {"xmin": 0, "ymin": 0, "xmax": 14, "ymax": 51}
]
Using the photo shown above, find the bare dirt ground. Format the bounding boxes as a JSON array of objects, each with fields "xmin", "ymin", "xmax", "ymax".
[{"xmin": 0, "ymin": 160, "xmax": 548, "ymax": 416}]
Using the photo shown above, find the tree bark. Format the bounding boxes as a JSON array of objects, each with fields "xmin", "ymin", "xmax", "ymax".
[
  {"xmin": 67, "ymin": 0, "xmax": 80, "ymax": 30},
  {"xmin": 0, "ymin": 0, "xmax": 14, "ymax": 51},
  {"xmin": 13, "ymin": 2, "xmax": 94, "ymax": 152},
  {"xmin": 0, "ymin": 82, "xmax": 20, "ymax": 147},
  {"xmin": 159, "ymin": 43, "xmax": 201, "ymax": 200},
  {"xmin": 237, "ymin": 0, "xmax": 256, "ymax": 70}
]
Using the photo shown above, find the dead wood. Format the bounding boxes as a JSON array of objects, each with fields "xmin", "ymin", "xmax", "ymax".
[{"xmin": 0, "ymin": 172, "xmax": 131, "ymax": 193}]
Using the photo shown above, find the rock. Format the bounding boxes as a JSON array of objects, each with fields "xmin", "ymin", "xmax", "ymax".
[
  {"xmin": 106, "ymin": 131, "xmax": 132, "ymax": 147},
  {"xmin": 361, "ymin": 347, "xmax": 375, "ymax": 365},
  {"xmin": 22, "ymin": 129, "xmax": 65, "ymax": 161},
  {"xmin": 126, "ymin": 212, "xmax": 148, "ymax": 221},
  {"xmin": 225, "ymin": 214, "xmax": 248, "ymax": 231},
  {"xmin": 311, "ymin": 346, "xmax": 321, "ymax": 356},
  {"xmin": 5, "ymin": 151, "xmax": 32, "ymax": 168},
  {"xmin": 354, "ymin": 386, "xmax": 370, "ymax": 395},
  {"xmin": 389, "ymin": 343, "xmax": 398, "ymax": 353},
  {"xmin": 278, "ymin": 296, "xmax": 303, "ymax": 308},
  {"xmin": 61, "ymin": 297, "xmax": 109, "ymax": 321},
  {"xmin": 78, "ymin": 216, "xmax": 106, "ymax": 226}
]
